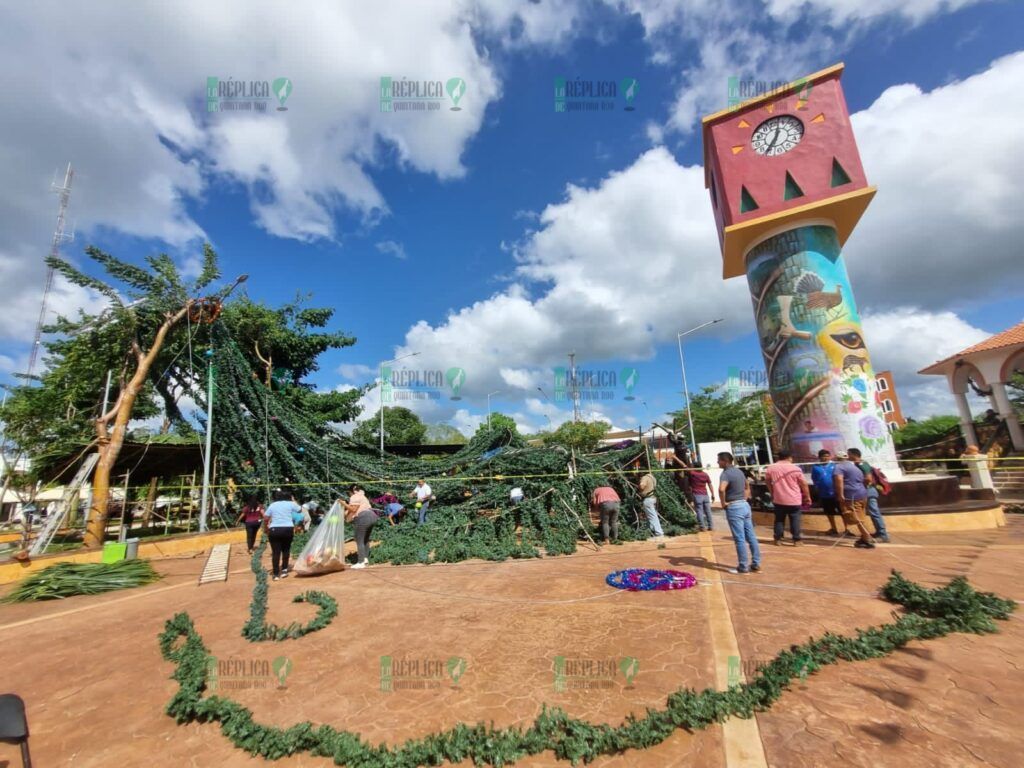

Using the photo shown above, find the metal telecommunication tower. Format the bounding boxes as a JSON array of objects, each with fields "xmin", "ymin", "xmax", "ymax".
[
  {"xmin": 27, "ymin": 163, "xmax": 75, "ymax": 379},
  {"xmin": 568, "ymin": 351, "xmax": 580, "ymax": 423}
]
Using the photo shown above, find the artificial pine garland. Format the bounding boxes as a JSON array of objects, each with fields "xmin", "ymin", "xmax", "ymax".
[
  {"xmin": 208, "ymin": 321, "xmax": 698, "ymax": 570},
  {"xmin": 241, "ymin": 537, "xmax": 338, "ymax": 642},
  {"xmin": 159, "ymin": 570, "xmax": 1014, "ymax": 766}
]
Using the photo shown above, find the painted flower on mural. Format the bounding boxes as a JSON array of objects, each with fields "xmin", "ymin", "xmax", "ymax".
[
  {"xmin": 858, "ymin": 415, "xmax": 888, "ymax": 452},
  {"xmin": 840, "ymin": 374, "xmax": 872, "ymax": 417},
  {"xmin": 859, "ymin": 416, "xmax": 885, "ymax": 440}
]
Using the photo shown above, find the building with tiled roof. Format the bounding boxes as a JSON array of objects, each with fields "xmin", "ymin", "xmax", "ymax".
[{"xmin": 919, "ymin": 321, "xmax": 1024, "ymax": 451}]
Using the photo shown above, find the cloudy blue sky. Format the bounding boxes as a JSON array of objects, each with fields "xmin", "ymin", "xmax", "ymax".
[{"xmin": 1, "ymin": 0, "xmax": 1022, "ymax": 435}]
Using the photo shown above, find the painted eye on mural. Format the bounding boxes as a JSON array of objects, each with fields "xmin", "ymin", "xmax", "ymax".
[
  {"xmin": 751, "ymin": 115, "xmax": 804, "ymax": 157},
  {"xmin": 829, "ymin": 330, "xmax": 866, "ymax": 350}
]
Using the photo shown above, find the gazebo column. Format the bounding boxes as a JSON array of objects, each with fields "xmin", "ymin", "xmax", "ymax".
[
  {"xmin": 954, "ymin": 390, "xmax": 978, "ymax": 447},
  {"xmin": 991, "ymin": 381, "xmax": 1024, "ymax": 451}
]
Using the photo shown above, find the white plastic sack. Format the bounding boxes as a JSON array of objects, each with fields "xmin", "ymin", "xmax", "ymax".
[{"xmin": 294, "ymin": 500, "xmax": 346, "ymax": 576}]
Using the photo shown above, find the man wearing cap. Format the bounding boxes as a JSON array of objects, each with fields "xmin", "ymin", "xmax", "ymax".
[
  {"xmin": 832, "ymin": 450, "xmax": 876, "ymax": 549},
  {"xmin": 409, "ymin": 479, "xmax": 433, "ymax": 525},
  {"xmin": 637, "ymin": 466, "xmax": 665, "ymax": 540},
  {"xmin": 300, "ymin": 500, "xmax": 321, "ymax": 529}
]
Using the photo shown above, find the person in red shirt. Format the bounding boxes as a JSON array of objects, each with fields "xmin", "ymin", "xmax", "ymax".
[
  {"xmin": 687, "ymin": 463, "xmax": 715, "ymax": 531},
  {"xmin": 764, "ymin": 450, "xmax": 811, "ymax": 545},
  {"xmin": 590, "ymin": 485, "xmax": 621, "ymax": 544},
  {"xmin": 235, "ymin": 494, "xmax": 265, "ymax": 553}
]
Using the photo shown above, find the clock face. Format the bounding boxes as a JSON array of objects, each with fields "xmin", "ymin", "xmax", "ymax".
[{"xmin": 751, "ymin": 115, "xmax": 804, "ymax": 157}]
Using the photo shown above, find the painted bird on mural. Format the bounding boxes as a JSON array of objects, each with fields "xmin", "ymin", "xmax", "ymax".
[{"xmin": 795, "ymin": 272, "xmax": 843, "ymax": 311}]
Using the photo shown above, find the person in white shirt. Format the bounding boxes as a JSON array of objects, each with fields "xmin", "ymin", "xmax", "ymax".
[
  {"xmin": 409, "ymin": 479, "xmax": 433, "ymax": 525},
  {"xmin": 509, "ymin": 486, "xmax": 525, "ymax": 532}
]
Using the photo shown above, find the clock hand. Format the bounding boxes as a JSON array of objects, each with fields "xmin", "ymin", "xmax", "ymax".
[{"xmin": 765, "ymin": 129, "xmax": 781, "ymax": 155}]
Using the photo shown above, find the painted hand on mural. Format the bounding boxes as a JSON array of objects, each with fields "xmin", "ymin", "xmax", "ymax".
[{"xmin": 775, "ymin": 295, "xmax": 813, "ymax": 340}]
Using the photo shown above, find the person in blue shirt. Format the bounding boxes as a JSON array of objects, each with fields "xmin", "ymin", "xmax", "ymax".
[
  {"xmin": 810, "ymin": 449, "xmax": 844, "ymax": 536},
  {"xmin": 263, "ymin": 488, "xmax": 301, "ymax": 580},
  {"xmin": 383, "ymin": 501, "xmax": 405, "ymax": 525}
]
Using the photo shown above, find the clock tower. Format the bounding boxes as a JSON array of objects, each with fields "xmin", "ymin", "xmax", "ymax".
[{"xmin": 702, "ymin": 64, "xmax": 898, "ymax": 471}]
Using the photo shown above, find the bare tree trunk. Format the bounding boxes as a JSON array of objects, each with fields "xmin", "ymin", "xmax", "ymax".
[
  {"xmin": 85, "ymin": 305, "xmax": 192, "ymax": 548},
  {"xmin": 255, "ymin": 341, "xmax": 273, "ymax": 388}
]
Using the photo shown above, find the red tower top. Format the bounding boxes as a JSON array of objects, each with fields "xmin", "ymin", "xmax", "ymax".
[{"xmin": 702, "ymin": 63, "xmax": 875, "ymax": 278}]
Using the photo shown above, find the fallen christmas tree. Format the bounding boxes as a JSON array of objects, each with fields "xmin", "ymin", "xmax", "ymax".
[{"xmin": 210, "ymin": 322, "xmax": 699, "ymax": 565}]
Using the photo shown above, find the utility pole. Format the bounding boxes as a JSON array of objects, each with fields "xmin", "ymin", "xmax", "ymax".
[
  {"xmin": 199, "ymin": 349, "xmax": 215, "ymax": 532},
  {"xmin": 28, "ymin": 163, "xmax": 75, "ymax": 379},
  {"xmin": 569, "ymin": 352, "xmax": 580, "ymax": 423}
]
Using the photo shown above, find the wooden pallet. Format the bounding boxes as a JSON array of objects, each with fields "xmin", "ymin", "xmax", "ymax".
[{"xmin": 198, "ymin": 543, "xmax": 231, "ymax": 585}]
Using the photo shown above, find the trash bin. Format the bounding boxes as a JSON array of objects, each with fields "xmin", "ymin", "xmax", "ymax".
[
  {"xmin": 102, "ymin": 542, "xmax": 127, "ymax": 563},
  {"xmin": 125, "ymin": 537, "xmax": 141, "ymax": 561}
]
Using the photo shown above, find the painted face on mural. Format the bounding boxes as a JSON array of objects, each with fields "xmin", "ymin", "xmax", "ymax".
[{"xmin": 817, "ymin": 320, "xmax": 870, "ymax": 374}]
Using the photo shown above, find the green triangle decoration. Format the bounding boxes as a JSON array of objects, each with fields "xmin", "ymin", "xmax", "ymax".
[
  {"xmin": 784, "ymin": 172, "xmax": 804, "ymax": 200},
  {"xmin": 831, "ymin": 158, "xmax": 852, "ymax": 187},
  {"xmin": 739, "ymin": 186, "xmax": 759, "ymax": 213}
]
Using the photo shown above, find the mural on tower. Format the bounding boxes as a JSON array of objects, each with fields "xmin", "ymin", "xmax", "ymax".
[
  {"xmin": 745, "ymin": 224, "xmax": 895, "ymax": 465},
  {"xmin": 701, "ymin": 63, "xmax": 899, "ymax": 472}
]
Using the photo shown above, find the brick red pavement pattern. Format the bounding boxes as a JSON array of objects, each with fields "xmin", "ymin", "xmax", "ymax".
[{"xmin": 2, "ymin": 517, "xmax": 1023, "ymax": 767}]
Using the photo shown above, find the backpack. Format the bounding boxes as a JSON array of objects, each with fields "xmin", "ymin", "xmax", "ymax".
[{"xmin": 872, "ymin": 466, "xmax": 892, "ymax": 496}]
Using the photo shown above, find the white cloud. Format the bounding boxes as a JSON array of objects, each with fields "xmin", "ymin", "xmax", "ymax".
[
  {"xmin": 375, "ymin": 240, "xmax": 408, "ymax": 260},
  {"xmin": 0, "ymin": 248, "xmax": 108, "ymax": 343},
  {"xmin": 0, "ymin": 0, "xmax": 514, "ymax": 352},
  {"xmin": 393, "ymin": 54, "xmax": 1024, "ymax": 423},
  {"xmin": 337, "ymin": 363, "xmax": 376, "ymax": 381},
  {"xmin": 394, "ymin": 146, "xmax": 746, "ymax": 401},
  {"xmin": 765, "ymin": 0, "xmax": 985, "ymax": 26},
  {"xmin": 845, "ymin": 52, "xmax": 1024, "ymax": 308},
  {"xmin": 619, "ymin": 0, "xmax": 985, "ymax": 139},
  {"xmin": 861, "ymin": 309, "xmax": 990, "ymax": 418},
  {"xmin": 450, "ymin": 408, "xmax": 485, "ymax": 435}
]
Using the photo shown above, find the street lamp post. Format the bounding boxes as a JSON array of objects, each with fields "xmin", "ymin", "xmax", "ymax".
[
  {"xmin": 486, "ymin": 390, "xmax": 501, "ymax": 429},
  {"xmin": 197, "ymin": 274, "xmax": 247, "ymax": 533},
  {"xmin": 379, "ymin": 352, "xmax": 420, "ymax": 458},
  {"xmin": 676, "ymin": 319, "xmax": 724, "ymax": 457}
]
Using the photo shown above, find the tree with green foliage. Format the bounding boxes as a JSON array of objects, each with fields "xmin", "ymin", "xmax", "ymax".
[
  {"xmin": 31, "ymin": 244, "xmax": 245, "ymax": 547},
  {"xmin": 475, "ymin": 412, "xmax": 517, "ymax": 436},
  {"xmin": 221, "ymin": 296, "xmax": 363, "ymax": 427},
  {"xmin": 1008, "ymin": 370, "xmax": 1023, "ymax": 414},
  {"xmin": 540, "ymin": 420, "xmax": 610, "ymax": 453},
  {"xmin": 352, "ymin": 406, "xmax": 427, "ymax": 446},
  {"xmin": 0, "ymin": 245, "xmax": 365, "ymax": 546},
  {"xmin": 424, "ymin": 424, "xmax": 467, "ymax": 445},
  {"xmin": 670, "ymin": 387, "xmax": 773, "ymax": 446},
  {"xmin": 892, "ymin": 415, "xmax": 961, "ymax": 449}
]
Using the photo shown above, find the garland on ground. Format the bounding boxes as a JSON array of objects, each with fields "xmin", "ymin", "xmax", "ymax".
[
  {"xmin": 241, "ymin": 536, "xmax": 338, "ymax": 642},
  {"xmin": 209, "ymin": 322, "xmax": 698, "ymax": 568},
  {"xmin": 158, "ymin": 570, "xmax": 1014, "ymax": 766}
]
